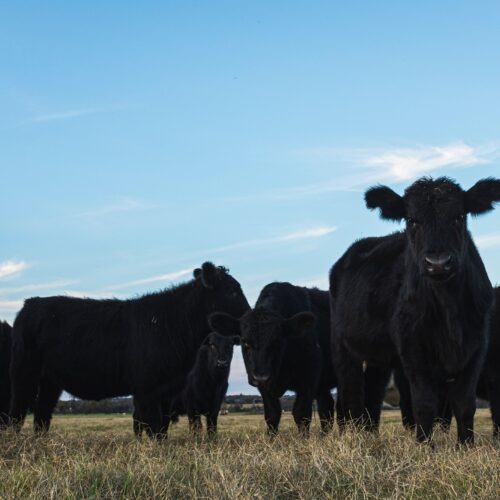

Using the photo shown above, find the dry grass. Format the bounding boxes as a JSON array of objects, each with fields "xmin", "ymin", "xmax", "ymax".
[{"xmin": 0, "ymin": 410, "xmax": 498, "ymax": 499}]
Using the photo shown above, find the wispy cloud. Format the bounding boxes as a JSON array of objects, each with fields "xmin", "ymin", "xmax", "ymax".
[
  {"xmin": 362, "ymin": 142, "xmax": 493, "ymax": 182},
  {"xmin": 21, "ymin": 104, "xmax": 134, "ymax": 125},
  {"xmin": 0, "ymin": 279, "xmax": 79, "ymax": 296},
  {"xmin": 0, "ymin": 299, "xmax": 24, "ymax": 313},
  {"xmin": 234, "ymin": 141, "xmax": 499, "ymax": 201},
  {"xmin": 107, "ymin": 268, "xmax": 194, "ymax": 291},
  {"xmin": 476, "ymin": 232, "xmax": 500, "ymax": 250},
  {"xmin": 208, "ymin": 226, "xmax": 337, "ymax": 254},
  {"xmin": 76, "ymin": 197, "xmax": 160, "ymax": 219},
  {"xmin": 0, "ymin": 260, "xmax": 28, "ymax": 280}
]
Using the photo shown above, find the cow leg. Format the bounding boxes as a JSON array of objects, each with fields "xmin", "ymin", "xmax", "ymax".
[
  {"xmin": 260, "ymin": 388, "xmax": 281, "ymax": 436},
  {"xmin": 206, "ymin": 413, "xmax": 218, "ymax": 436},
  {"xmin": 316, "ymin": 388, "xmax": 335, "ymax": 433},
  {"xmin": 132, "ymin": 398, "xmax": 147, "ymax": 439},
  {"xmin": 393, "ymin": 365, "xmax": 415, "ymax": 430},
  {"xmin": 9, "ymin": 352, "xmax": 40, "ymax": 432},
  {"xmin": 363, "ymin": 365, "xmax": 392, "ymax": 432},
  {"xmin": 33, "ymin": 380, "xmax": 62, "ymax": 434},
  {"xmin": 292, "ymin": 390, "xmax": 313, "ymax": 437},
  {"xmin": 449, "ymin": 379, "xmax": 477, "ymax": 445},
  {"xmin": 134, "ymin": 397, "xmax": 164, "ymax": 440},
  {"xmin": 487, "ymin": 379, "xmax": 500, "ymax": 438},
  {"xmin": 132, "ymin": 409, "xmax": 143, "ymax": 438},
  {"xmin": 409, "ymin": 376, "xmax": 440, "ymax": 443},
  {"xmin": 436, "ymin": 398, "xmax": 452, "ymax": 432},
  {"xmin": 336, "ymin": 344, "xmax": 364, "ymax": 429},
  {"xmin": 188, "ymin": 414, "xmax": 202, "ymax": 435}
]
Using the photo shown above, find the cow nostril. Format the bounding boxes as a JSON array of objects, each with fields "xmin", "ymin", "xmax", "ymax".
[{"xmin": 425, "ymin": 255, "xmax": 453, "ymax": 267}]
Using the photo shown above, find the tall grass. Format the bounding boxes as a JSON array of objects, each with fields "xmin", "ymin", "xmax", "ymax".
[{"xmin": 0, "ymin": 411, "xmax": 498, "ymax": 499}]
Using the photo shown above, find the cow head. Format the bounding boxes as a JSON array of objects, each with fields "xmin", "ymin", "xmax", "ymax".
[
  {"xmin": 209, "ymin": 308, "xmax": 315, "ymax": 387},
  {"xmin": 193, "ymin": 262, "xmax": 250, "ymax": 318},
  {"xmin": 365, "ymin": 177, "xmax": 500, "ymax": 282},
  {"xmin": 199, "ymin": 332, "xmax": 238, "ymax": 378}
]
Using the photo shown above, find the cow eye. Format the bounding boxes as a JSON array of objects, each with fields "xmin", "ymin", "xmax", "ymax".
[
  {"xmin": 406, "ymin": 217, "xmax": 420, "ymax": 229},
  {"xmin": 242, "ymin": 341, "xmax": 251, "ymax": 349}
]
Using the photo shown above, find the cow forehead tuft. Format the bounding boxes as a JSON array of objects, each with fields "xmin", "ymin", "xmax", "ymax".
[{"xmin": 405, "ymin": 176, "xmax": 462, "ymax": 199}]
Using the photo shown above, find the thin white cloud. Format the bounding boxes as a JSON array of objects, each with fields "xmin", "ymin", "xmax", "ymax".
[
  {"xmin": 0, "ymin": 299, "xmax": 24, "ymax": 312},
  {"xmin": 476, "ymin": 232, "xmax": 500, "ymax": 250},
  {"xmin": 76, "ymin": 197, "xmax": 160, "ymax": 219},
  {"xmin": 0, "ymin": 260, "xmax": 28, "ymax": 280},
  {"xmin": 107, "ymin": 268, "xmax": 194, "ymax": 291},
  {"xmin": 22, "ymin": 104, "xmax": 135, "ymax": 125},
  {"xmin": 363, "ymin": 142, "xmax": 492, "ymax": 182},
  {"xmin": 208, "ymin": 226, "xmax": 337, "ymax": 254},
  {"xmin": 233, "ymin": 141, "xmax": 499, "ymax": 201},
  {"xmin": 0, "ymin": 279, "xmax": 79, "ymax": 296}
]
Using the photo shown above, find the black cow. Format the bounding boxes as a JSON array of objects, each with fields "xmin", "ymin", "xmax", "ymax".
[
  {"xmin": 9, "ymin": 262, "xmax": 249, "ymax": 436},
  {"xmin": 210, "ymin": 282, "xmax": 336, "ymax": 436},
  {"xmin": 330, "ymin": 177, "xmax": 500, "ymax": 444},
  {"xmin": 168, "ymin": 332, "xmax": 238, "ymax": 436},
  {"xmin": 395, "ymin": 286, "xmax": 500, "ymax": 438},
  {"xmin": 0, "ymin": 321, "xmax": 12, "ymax": 426},
  {"xmin": 478, "ymin": 286, "xmax": 500, "ymax": 437}
]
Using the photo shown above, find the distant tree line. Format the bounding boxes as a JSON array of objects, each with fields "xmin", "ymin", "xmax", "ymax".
[{"xmin": 54, "ymin": 393, "xmax": 489, "ymax": 415}]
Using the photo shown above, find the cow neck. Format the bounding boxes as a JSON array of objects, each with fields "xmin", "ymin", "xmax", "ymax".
[
  {"xmin": 403, "ymin": 236, "xmax": 486, "ymax": 375},
  {"xmin": 406, "ymin": 250, "xmax": 467, "ymax": 376}
]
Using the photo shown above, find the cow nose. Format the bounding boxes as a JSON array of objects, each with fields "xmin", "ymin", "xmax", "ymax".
[
  {"xmin": 424, "ymin": 254, "xmax": 453, "ymax": 274},
  {"xmin": 253, "ymin": 374, "xmax": 270, "ymax": 383},
  {"xmin": 216, "ymin": 360, "xmax": 230, "ymax": 369}
]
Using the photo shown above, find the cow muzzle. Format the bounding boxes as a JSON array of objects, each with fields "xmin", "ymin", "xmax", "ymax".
[{"xmin": 424, "ymin": 253, "xmax": 455, "ymax": 279}]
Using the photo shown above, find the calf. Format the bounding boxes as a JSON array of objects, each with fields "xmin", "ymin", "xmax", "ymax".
[
  {"xmin": 168, "ymin": 332, "xmax": 237, "ymax": 435},
  {"xmin": 9, "ymin": 262, "xmax": 249, "ymax": 436},
  {"xmin": 0, "ymin": 321, "xmax": 11, "ymax": 426},
  {"xmin": 330, "ymin": 177, "xmax": 500, "ymax": 444},
  {"xmin": 211, "ymin": 282, "xmax": 336, "ymax": 436}
]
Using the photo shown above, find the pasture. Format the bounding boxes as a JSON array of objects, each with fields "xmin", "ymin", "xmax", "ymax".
[{"xmin": 0, "ymin": 410, "xmax": 498, "ymax": 499}]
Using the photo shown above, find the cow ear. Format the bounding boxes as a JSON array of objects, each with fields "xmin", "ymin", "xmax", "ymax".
[
  {"xmin": 232, "ymin": 335, "xmax": 241, "ymax": 346},
  {"xmin": 365, "ymin": 185, "xmax": 405, "ymax": 221},
  {"xmin": 197, "ymin": 262, "xmax": 218, "ymax": 288},
  {"xmin": 208, "ymin": 312, "xmax": 240, "ymax": 337},
  {"xmin": 465, "ymin": 178, "xmax": 500, "ymax": 216},
  {"xmin": 193, "ymin": 268, "xmax": 202, "ymax": 279},
  {"xmin": 284, "ymin": 311, "xmax": 316, "ymax": 336}
]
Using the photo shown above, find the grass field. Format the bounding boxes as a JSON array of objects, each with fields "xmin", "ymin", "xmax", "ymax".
[{"xmin": 0, "ymin": 410, "xmax": 498, "ymax": 499}]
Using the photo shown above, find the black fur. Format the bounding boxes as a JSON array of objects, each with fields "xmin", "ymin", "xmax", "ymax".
[
  {"xmin": 210, "ymin": 282, "xmax": 336, "ymax": 436},
  {"xmin": 9, "ymin": 262, "xmax": 249, "ymax": 436},
  {"xmin": 330, "ymin": 177, "xmax": 499, "ymax": 444},
  {"xmin": 395, "ymin": 286, "xmax": 500, "ymax": 437},
  {"xmin": 168, "ymin": 332, "xmax": 237, "ymax": 436},
  {"xmin": 478, "ymin": 287, "xmax": 500, "ymax": 437},
  {"xmin": 0, "ymin": 322, "xmax": 11, "ymax": 426}
]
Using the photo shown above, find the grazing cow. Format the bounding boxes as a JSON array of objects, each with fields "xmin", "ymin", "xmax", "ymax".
[
  {"xmin": 9, "ymin": 262, "xmax": 249, "ymax": 436},
  {"xmin": 396, "ymin": 286, "xmax": 500, "ymax": 437},
  {"xmin": 0, "ymin": 321, "xmax": 12, "ymax": 426},
  {"xmin": 210, "ymin": 282, "xmax": 336, "ymax": 436},
  {"xmin": 168, "ymin": 332, "xmax": 238, "ymax": 436},
  {"xmin": 330, "ymin": 177, "xmax": 500, "ymax": 444}
]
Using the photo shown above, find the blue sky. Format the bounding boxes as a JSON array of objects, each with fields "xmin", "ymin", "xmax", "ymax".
[{"xmin": 1, "ymin": 2, "xmax": 499, "ymax": 395}]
